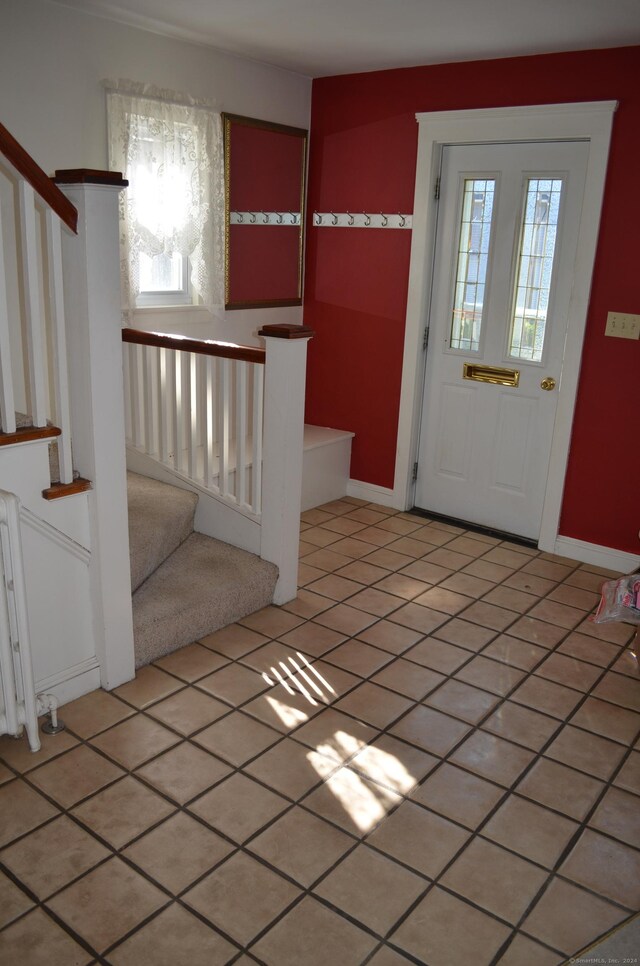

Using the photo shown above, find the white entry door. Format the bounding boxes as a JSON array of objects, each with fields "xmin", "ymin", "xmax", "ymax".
[{"xmin": 415, "ymin": 140, "xmax": 589, "ymax": 540}]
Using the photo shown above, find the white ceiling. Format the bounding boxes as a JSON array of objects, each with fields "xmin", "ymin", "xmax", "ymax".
[{"xmin": 53, "ymin": 0, "xmax": 640, "ymax": 77}]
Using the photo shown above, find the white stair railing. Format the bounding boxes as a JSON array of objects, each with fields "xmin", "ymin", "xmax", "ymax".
[{"xmin": 123, "ymin": 330, "xmax": 266, "ymax": 517}]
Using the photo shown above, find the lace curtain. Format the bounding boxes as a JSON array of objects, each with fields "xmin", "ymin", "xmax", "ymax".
[{"xmin": 106, "ymin": 82, "xmax": 225, "ymax": 318}]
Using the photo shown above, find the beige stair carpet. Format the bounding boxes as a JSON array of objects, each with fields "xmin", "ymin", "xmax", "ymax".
[
  {"xmin": 132, "ymin": 532, "xmax": 278, "ymax": 667},
  {"xmin": 127, "ymin": 472, "xmax": 198, "ymax": 592}
]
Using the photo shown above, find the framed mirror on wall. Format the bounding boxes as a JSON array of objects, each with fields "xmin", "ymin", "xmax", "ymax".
[{"xmin": 223, "ymin": 113, "xmax": 308, "ymax": 309}]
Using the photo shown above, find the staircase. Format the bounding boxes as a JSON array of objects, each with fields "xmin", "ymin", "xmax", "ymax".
[{"xmin": 127, "ymin": 472, "xmax": 278, "ymax": 667}]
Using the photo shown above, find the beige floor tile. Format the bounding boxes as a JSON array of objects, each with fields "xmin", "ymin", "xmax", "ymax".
[
  {"xmin": 136, "ymin": 741, "xmax": 231, "ymax": 803},
  {"xmin": 496, "ymin": 933, "xmax": 562, "ymax": 966},
  {"xmin": 113, "ymin": 665, "xmax": 183, "ymax": 709},
  {"xmin": 547, "ymin": 583, "xmax": 600, "ymax": 611},
  {"xmin": 576, "ymin": 618, "xmax": 635, "ymax": 646},
  {"xmin": 57, "ymin": 689, "xmax": 134, "ymax": 739},
  {"xmin": 304, "ymin": 549, "xmax": 357, "ymax": 572},
  {"xmin": 593, "ymin": 671, "xmax": 640, "ymax": 712},
  {"xmin": 346, "ymin": 507, "xmax": 391, "ymax": 526},
  {"xmin": 560, "ymin": 828, "xmax": 640, "ymax": 908},
  {"xmin": 451, "ymin": 732, "xmax": 534, "ymax": 787},
  {"xmin": 441, "ymin": 837, "xmax": 548, "ymax": 925},
  {"xmin": 189, "ymin": 772, "xmax": 289, "ymax": 841},
  {"xmin": 319, "ymin": 515, "xmax": 367, "ymax": 536},
  {"xmin": 367, "ymin": 800, "xmax": 469, "ymax": 877},
  {"xmin": 90, "ymin": 715, "xmax": 179, "ymax": 771},
  {"xmin": 196, "ymin": 662, "xmax": 268, "ymax": 706},
  {"xmin": 302, "ymin": 766, "xmax": 402, "ymax": 836},
  {"xmin": 71, "ymin": 775, "xmax": 175, "ymax": 848},
  {"xmin": 245, "ymin": 737, "xmax": 336, "ymax": 799},
  {"xmin": 402, "ymin": 637, "xmax": 471, "ymax": 674},
  {"xmin": 331, "ymin": 536, "xmax": 384, "ymax": 560},
  {"xmin": 322, "ymin": 498, "xmax": 360, "ymax": 513},
  {"xmin": 412, "ymin": 525, "xmax": 456, "ymax": 547},
  {"xmin": 570, "ymin": 696, "xmax": 640, "ymax": 744},
  {"xmin": 295, "ymin": 525, "xmax": 340, "ymax": 548},
  {"xmin": 309, "ymin": 659, "xmax": 361, "ymax": 699},
  {"xmin": 248, "ymin": 806, "xmax": 352, "ymax": 887},
  {"xmin": 195, "ymin": 707, "xmax": 280, "ymax": 764},
  {"xmin": 454, "ymin": 655, "xmax": 526, "ymax": 696},
  {"xmin": 29, "ymin": 745, "xmax": 124, "ymax": 809},
  {"xmin": 0, "ymin": 780, "xmax": 59, "ymax": 848},
  {"xmin": 481, "ymin": 634, "xmax": 547, "ymax": 670},
  {"xmin": 239, "ymin": 606, "xmax": 305, "ymax": 638},
  {"xmin": 391, "ymin": 704, "xmax": 470, "ymax": 756},
  {"xmin": 440, "ymin": 571, "xmax": 496, "ymax": 599},
  {"xmin": 241, "ymin": 686, "xmax": 321, "ymax": 734},
  {"xmin": 345, "ymin": 587, "xmax": 405, "ymax": 618},
  {"xmin": 391, "ymin": 886, "xmax": 511, "ymax": 966},
  {"xmin": 508, "ymin": 616, "xmax": 567, "ymax": 647},
  {"xmin": 411, "ymin": 762, "xmax": 504, "ymax": 829},
  {"xmin": 146, "ymin": 687, "xmax": 229, "ymax": 735},
  {"xmin": 377, "ymin": 516, "xmax": 424, "ymax": 536},
  {"xmin": 239, "ymin": 639, "xmax": 315, "ymax": 673},
  {"xmin": 515, "ymin": 758, "xmax": 605, "ymax": 821},
  {"xmin": 198, "ymin": 623, "xmax": 269, "ymax": 659},
  {"xmin": 368, "ymin": 944, "xmax": 423, "ymax": 965},
  {"xmin": 432, "ymin": 616, "xmax": 498, "ymax": 651},
  {"xmin": 337, "ymin": 560, "xmax": 392, "ymax": 585},
  {"xmin": 122, "ymin": 812, "xmax": 233, "ymax": 894},
  {"xmin": 185, "ymin": 851, "xmax": 300, "ymax": 945},
  {"xmin": 482, "ymin": 546, "xmax": 531, "ymax": 570},
  {"xmin": 482, "ymin": 795, "xmax": 578, "ymax": 868},
  {"xmin": 521, "ymin": 876, "xmax": 628, "ymax": 957},
  {"xmin": 504, "ymin": 570, "xmax": 557, "ymax": 597},
  {"xmin": 306, "ymin": 572, "xmax": 364, "ymax": 599},
  {"xmin": 422, "ymin": 547, "xmax": 475, "ymax": 572},
  {"xmin": 281, "ymin": 588, "xmax": 335, "ymax": 618},
  {"xmin": 589, "ymin": 785, "xmax": 640, "ymax": 848},
  {"xmin": 460, "ymin": 600, "xmax": 519, "ymax": 632},
  {"xmin": 278, "ymin": 620, "xmax": 346, "ymax": 655},
  {"xmin": 390, "ymin": 602, "xmax": 449, "ymax": 636},
  {"xmin": 373, "ymin": 572, "xmax": 431, "ymax": 600},
  {"xmin": 612, "ymin": 648, "xmax": 640, "ymax": 678},
  {"xmin": 154, "ymin": 643, "xmax": 229, "ymax": 682},
  {"xmin": 356, "ymin": 619, "xmax": 422, "ymax": 655},
  {"xmin": 314, "ymin": 844, "xmax": 425, "ymax": 934},
  {"xmin": 510, "ymin": 675, "xmax": 583, "ymax": 719},
  {"xmin": 371, "ymin": 658, "xmax": 445, "ymax": 700},
  {"xmin": 0, "ymin": 870, "xmax": 34, "ymax": 928},
  {"xmin": 353, "ymin": 526, "xmax": 399, "ymax": 548},
  {"xmin": 463, "ymin": 558, "xmax": 515, "ymax": 583},
  {"xmin": 365, "ymin": 548, "xmax": 415, "ymax": 571},
  {"xmin": 424, "ymin": 678, "xmax": 499, "ymax": 724},
  {"xmin": 535, "ymin": 652, "xmax": 603, "ymax": 692},
  {"xmin": 527, "ymin": 598, "xmax": 585, "ymax": 629},
  {"xmin": 482, "ymin": 585, "xmax": 538, "ymax": 613},
  {"xmin": 0, "ymin": 815, "xmax": 108, "ymax": 899},
  {"xmin": 482, "ymin": 701, "xmax": 561, "ymax": 751},
  {"xmin": 292, "ymin": 708, "xmax": 377, "ymax": 764},
  {"xmin": 313, "ymin": 602, "xmax": 378, "ymax": 634},
  {"xmin": 614, "ymin": 751, "xmax": 640, "ymax": 795},
  {"xmin": 351, "ymin": 734, "xmax": 438, "ymax": 795},
  {"xmin": 106, "ymin": 902, "xmax": 238, "ymax": 966},
  {"xmin": 544, "ymin": 725, "xmax": 626, "ymax": 780},
  {"xmin": 298, "ymin": 561, "xmax": 326, "ymax": 586},
  {"xmin": 400, "ymin": 559, "xmax": 454, "ymax": 585},
  {"xmin": 252, "ymin": 895, "xmax": 377, "ymax": 966},
  {"xmin": 444, "ymin": 535, "xmax": 489, "ymax": 558},
  {"xmin": 0, "ymin": 761, "xmax": 14, "ymax": 784},
  {"xmin": 521, "ymin": 558, "xmax": 573, "ymax": 581},
  {"xmin": 564, "ymin": 569, "xmax": 606, "ymax": 591},
  {"xmin": 322, "ymin": 639, "xmax": 395, "ymax": 677},
  {"xmin": 301, "ymin": 507, "xmax": 335, "ymax": 526},
  {"xmin": 335, "ymin": 682, "xmax": 413, "ymax": 729},
  {"xmin": 0, "ymin": 727, "xmax": 78, "ymax": 774},
  {"xmin": 47, "ymin": 857, "xmax": 167, "ymax": 953},
  {"xmin": 0, "ymin": 907, "xmax": 92, "ymax": 966},
  {"xmin": 413, "ymin": 586, "xmax": 473, "ymax": 615}
]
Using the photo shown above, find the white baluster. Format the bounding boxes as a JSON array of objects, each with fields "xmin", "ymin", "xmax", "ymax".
[
  {"xmin": 219, "ymin": 358, "xmax": 230, "ymax": 497},
  {"xmin": 158, "ymin": 348, "xmax": 169, "ymax": 464},
  {"xmin": 44, "ymin": 210, "xmax": 73, "ymax": 482},
  {"xmin": 236, "ymin": 362, "xmax": 247, "ymax": 507},
  {"xmin": 18, "ymin": 181, "xmax": 47, "ymax": 426},
  {"xmin": 188, "ymin": 353, "xmax": 197, "ymax": 479},
  {"xmin": 204, "ymin": 356, "xmax": 215, "ymax": 489},
  {"xmin": 142, "ymin": 345, "xmax": 154, "ymax": 455},
  {"xmin": 252, "ymin": 364, "xmax": 264, "ymax": 515},
  {"xmin": 129, "ymin": 343, "xmax": 143, "ymax": 448},
  {"xmin": 0, "ymin": 205, "xmax": 16, "ymax": 434},
  {"xmin": 122, "ymin": 343, "xmax": 132, "ymax": 442},
  {"xmin": 175, "ymin": 351, "xmax": 188, "ymax": 473},
  {"xmin": 167, "ymin": 349, "xmax": 179, "ymax": 470}
]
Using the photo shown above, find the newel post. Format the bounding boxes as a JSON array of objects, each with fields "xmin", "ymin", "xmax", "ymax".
[
  {"xmin": 259, "ymin": 324, "xmax": 314, "ymax": 604},
  {"xmin": 55, "ymin": 170, "xmax": 135, "ymax": 690}
]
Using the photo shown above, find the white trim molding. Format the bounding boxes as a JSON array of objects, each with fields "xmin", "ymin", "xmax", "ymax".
[
  {"xmin": 554, "ymin": 537, "xmax": 639, "ymax": 576},
  {"xmin": 394, "ymin": 101, "xmax": 618, "ymax": 552},
  {"xmin": 347, "ymin": 478, "xmax": 398, "ymax": 508}
]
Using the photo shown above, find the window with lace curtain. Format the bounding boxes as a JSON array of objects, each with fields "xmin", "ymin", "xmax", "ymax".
[{"xmin": 105, "ymin": 81, "xmax": 225, "ymax": 319}]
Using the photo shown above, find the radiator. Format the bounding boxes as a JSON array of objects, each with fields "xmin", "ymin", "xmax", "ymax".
[{"xmin": 0, "ymin": 490, "xmax": 41, "ymax": 752}]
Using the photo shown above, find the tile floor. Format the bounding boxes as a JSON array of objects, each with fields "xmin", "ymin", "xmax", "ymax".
[{"xmin": 0, "ymin": 498, "xmax": 639, "ymax": 965}]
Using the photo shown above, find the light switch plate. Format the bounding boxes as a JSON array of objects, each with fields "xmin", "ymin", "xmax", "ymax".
[{"xmin": 605, "ymin": 312, "xmax": 640, "ymax": 339}]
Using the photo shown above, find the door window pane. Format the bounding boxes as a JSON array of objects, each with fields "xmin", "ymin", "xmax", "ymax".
[
  {"xmin": 450, "ymin": 179, "xmax": 495, "ymax": 352},
  {"xmin": 508, "ymin": 178, "xmax": 563, "ymax": 361}
]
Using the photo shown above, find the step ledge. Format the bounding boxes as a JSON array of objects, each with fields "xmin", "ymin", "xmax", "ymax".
[
  {"xmin": 0, "ymin": 425, "xmax": 61, "ymax": 446},
  {"xmin": 42, "ymin": 478, "xmax": 92, "ymax": 500},
  {"xmin": 303, "ymin": 424, "xmax": 355, "ymax": 452}
]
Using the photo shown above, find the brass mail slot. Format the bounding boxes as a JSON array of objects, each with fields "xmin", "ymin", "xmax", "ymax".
[{"xmin": 463, "ymin": 363, "xmax": 520, "ymax": 387}]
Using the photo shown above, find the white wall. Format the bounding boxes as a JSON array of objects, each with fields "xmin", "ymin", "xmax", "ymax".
[{"xmin": 0, "ymin": 0, "xmax": 312, "ymax": 342}]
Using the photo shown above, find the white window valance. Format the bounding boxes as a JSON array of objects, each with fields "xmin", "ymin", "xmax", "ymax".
[{"xmin": 105, "ymin": 80, "xmax": 225, "ymax": 317}]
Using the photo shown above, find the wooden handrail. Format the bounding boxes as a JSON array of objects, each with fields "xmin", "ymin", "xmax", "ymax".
[
  {"xmin": 0, "ymin": 122, "xmax": 78, "ymax": 234},
  {"xmin": 122, "ymin": 328, "xmax": 266, "ymax": 365}
]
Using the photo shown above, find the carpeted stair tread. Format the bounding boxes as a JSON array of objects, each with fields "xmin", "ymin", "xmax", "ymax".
[
  {"xmin": 132, "ymin": 532, "xmax": 278, "ymax": 667},
  {"xmin": 128, "ymin": 472, "xmax": 198, "ymax": 592}
]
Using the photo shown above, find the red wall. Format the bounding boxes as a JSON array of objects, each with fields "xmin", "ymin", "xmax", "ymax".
[{"xmin": 304, "ymin": 46, "xmax": 640, "ymax": 554}]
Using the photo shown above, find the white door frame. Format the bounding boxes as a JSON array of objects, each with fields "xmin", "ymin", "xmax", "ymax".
[{"xmin": 394, "ymin": 101, "xmax": 617, "ymax": 552}]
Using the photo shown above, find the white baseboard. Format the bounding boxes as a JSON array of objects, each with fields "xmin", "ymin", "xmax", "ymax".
[
  {"xmin": 36, "ymin": 658, "xmax": 102, "ymax": 709},
  {"xmin": 347, "ymin": 479, "xmax": 401, "ymax": 509},
  {"xmin": 554, "ymin": 536, "xmax": 639, "ymax": 574}
]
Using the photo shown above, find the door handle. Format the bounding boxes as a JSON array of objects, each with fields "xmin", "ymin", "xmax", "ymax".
[{"xmin": 540, "ymin": 377, "xmax": 556, "ymax": 391}]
